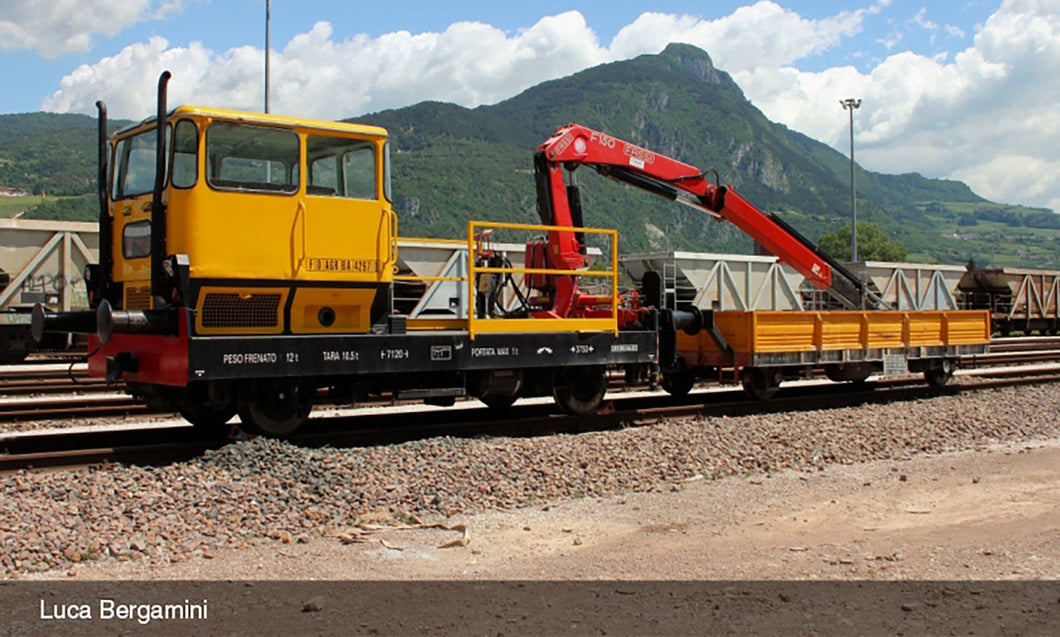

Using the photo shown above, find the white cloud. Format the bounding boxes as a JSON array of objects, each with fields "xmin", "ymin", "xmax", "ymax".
[
  {"xmin": 732, "ymin": 0, "xmax": 1060, "ymax": 210},
  {"xmin": 43, "ymin": 1, "xmax": 864, "ymax": 119},
  {"xmin": 37, "ymin": 0, "xmax": 1060, "ymax": 212},
  {"xmin": 43, "ymin": 11, "xmax": 611, "ymax": 120},
  {"xmin": 951, "ymin": 155, "xmax": 1060, "ymax": 214},
  {"xmin": 869, "ymin": 0, "xmax": 893, "ymax": 15},
  {"xmin": 913, "ymin": 8, "xmax": 940, "ymax": 35},
  {"xmin": 0, "ymin": 0, "xmax": 183, "ymax": 58},
  {"xmin": 877, "ymin": 31, "xmax": 904, "ymax": 50},
  {"xmin": 946, "ymin": 24, "xmax": 966, "ymax": 38},
  {"xmin": 610, "ymin": 2, "xmax": 864, "ymax": 72}
]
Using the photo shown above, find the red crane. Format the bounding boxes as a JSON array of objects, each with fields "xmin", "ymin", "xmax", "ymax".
[{"xmin": 529, "ymin": 123, "xmax": 870, "ymax": 318}]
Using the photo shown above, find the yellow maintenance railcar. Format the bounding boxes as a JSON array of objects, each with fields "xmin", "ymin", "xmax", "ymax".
[
  {"xmin": 110, "ymin": 104, "xmax": 396, "ymax": 335},
  {"xmin": 33, "ymin": 73, "xmax": 655, "ymax": 435}
]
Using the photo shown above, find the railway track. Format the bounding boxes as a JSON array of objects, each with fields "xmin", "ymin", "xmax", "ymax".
[
  {"xmin": 0, "ymin": 363, "xmax": 105, "ymax": 392},
  {"xmin": 2, "ymin": 361, "xmax": 1058, "ymax": 473},
  {"xmin": 0, "ymin": 376, "xmax": 110, "ymax": 396},
  {"xmin": 0, "ymin": 422, "xmax": 216, "ymax": 472},
  {"xmin": 0, "ymin": 394, "xmax": 147, "ymax": 421}
]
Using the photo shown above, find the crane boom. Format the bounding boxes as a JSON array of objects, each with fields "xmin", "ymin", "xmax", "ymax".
[{"xmin": 533, "ymin": 123, "xmax": 870, "ymax": 314}]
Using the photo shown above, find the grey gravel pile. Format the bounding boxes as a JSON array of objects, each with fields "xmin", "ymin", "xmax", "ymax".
[{"xmin": 2, "ymin": 381, "xmax": 1058, "ymax": 577}]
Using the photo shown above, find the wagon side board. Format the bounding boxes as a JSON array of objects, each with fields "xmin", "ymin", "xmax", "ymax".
[{"xmin": 676, "ymin": 309, "xmax": 991, "ymax": 369}]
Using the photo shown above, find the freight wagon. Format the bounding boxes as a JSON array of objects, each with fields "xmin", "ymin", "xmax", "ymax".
[{"xmin": 0, "ymin": 218, "xmax": 97, "ymax": 362}]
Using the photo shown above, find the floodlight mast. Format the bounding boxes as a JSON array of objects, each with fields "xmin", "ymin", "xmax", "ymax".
[
  {"xmin": 840, "ymin": 98, "xmax": 862, "ymax": 265},
  {"xmin": 264, "ymin": 0, "xmax": 271, "ymax": 114}
]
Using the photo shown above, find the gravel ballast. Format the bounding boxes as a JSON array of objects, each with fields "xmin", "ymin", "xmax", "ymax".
[{"xmin": 2, "ymin": 380, "xmax": 1059, "ymax": 578}]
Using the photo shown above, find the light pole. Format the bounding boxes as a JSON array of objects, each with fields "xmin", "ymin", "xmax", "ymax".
[
  {"xmin": 840, "ymin": 98, "xmax": 861, "ymax": 262},
  {"xmin": 264, "ymin": 0, "xmax": 270, "ymax": 113}
]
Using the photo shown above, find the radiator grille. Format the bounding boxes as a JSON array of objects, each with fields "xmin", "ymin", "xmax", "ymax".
[
  {"xmin": 124, "ymin": 286, "xmax": 152, "ymax": 310},
  {"xmin": 201, "ymin": 292, "xmax": 282, "ymax": 329}
]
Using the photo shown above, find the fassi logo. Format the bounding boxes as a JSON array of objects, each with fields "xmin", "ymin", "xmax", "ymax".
[{"xmin": 623, "ymin": 143, "xmax": 656, "ymax": 165}]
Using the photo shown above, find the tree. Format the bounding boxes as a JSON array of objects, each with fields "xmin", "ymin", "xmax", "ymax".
[{"xmin": 817, "ymin": 223, "xmax": 907, "ymax": 262}]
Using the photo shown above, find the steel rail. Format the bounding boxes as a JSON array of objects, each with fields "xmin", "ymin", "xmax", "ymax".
[
  {"xmin": 0, "ymin": 395, "xmax": 146, "ymax": 421},
  {"xmin": 3, "ymin": 363, "xmax": 1058, "ymax": 473}
]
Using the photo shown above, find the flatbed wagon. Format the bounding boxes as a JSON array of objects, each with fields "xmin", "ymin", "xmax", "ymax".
[{"xmin": 665, "ymin": 309, "xmax": 991, "ymax": 398}]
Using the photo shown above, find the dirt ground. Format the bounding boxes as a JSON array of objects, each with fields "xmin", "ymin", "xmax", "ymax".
[
  {"xmin": 6, "ymin": 436, "xmax": 1060, "ymax": 635},
  {"xmin": 49, "ymin": 435, "xmax": 1060, "ymax": 582}
]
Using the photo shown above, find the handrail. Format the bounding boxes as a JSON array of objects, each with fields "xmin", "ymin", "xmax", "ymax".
[
  {"xmin": 466, "ymin": 220, "xmax": 620, "ymax": 340},
  {"xmin": 397, "ymin": 236, "xmax": 466, "ymax": 246}
]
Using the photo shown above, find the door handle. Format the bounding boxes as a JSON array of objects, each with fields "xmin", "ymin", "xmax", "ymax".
[
  {"xmin": 388, "ymin": 208, "xmax": 398, "ymax": 269},
  {"xmin": 292, "ymin": 200, "xmax": 307, "ymax": 274}
]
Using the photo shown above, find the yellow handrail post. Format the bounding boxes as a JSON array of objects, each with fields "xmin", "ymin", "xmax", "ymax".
[
  {"xmin": 611, "ymin": 229, "xmax": 619, "ymax": 335},
  {"xmin": 467, "ymin": 221, "xmax": 477, "ymax": 340}
]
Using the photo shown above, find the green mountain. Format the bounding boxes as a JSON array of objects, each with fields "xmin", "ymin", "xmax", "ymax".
[
  {"xmin": 0, "ymin": 112, "xmax": 133, "ymax": 221},
  {"xmin": 0, "ymin": 43, "xmax": 1056, "ymax": 267},
  {"xmin": 354, "ymin": 44, "xmax": 1057, "ymax": 268},
  {"xmin": 0, "ymin": 112, "xmax": 99, "ymax": 197}
]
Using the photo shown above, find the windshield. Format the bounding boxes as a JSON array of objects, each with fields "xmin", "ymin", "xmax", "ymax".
[{"xmin": 206, "ymin": 122, "xmax": 300, "ymax": 194}]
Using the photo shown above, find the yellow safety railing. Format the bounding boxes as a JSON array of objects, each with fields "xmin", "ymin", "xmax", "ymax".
[
  {"xmin": 466, "ymin": 220, "xmax": 620, "ymax": 340},
  {"xmin": 396, "ymin": 236, "xmax": 466, "ymax": 246}
]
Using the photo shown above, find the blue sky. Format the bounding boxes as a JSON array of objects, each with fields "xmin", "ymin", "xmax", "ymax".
[{"xmin": 1, "ymin": 1, "xmax": 1057, "ymax": 213}]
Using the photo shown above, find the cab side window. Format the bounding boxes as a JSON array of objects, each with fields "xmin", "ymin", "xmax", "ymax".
[
  {"xmin": 122, "ymin": 219, "xmax": 151, "ymax": 259},
  {"xmin": 307, "ymin": 136, "xmax": 376, "ymax": 200},
  {"xmin": 171, "ymin": 120, "xmax": 198, "ymax": 188}
]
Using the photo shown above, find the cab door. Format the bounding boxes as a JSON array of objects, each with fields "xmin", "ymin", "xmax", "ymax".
[
  {"xmin": 291, "ymin": 135, "xmax": 393, "ymax": 333},
  {"xmin": 109, "ymin": 125, "xmax": 166, "ymax": 309}
]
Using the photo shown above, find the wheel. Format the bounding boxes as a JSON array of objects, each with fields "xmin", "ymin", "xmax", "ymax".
[
  {"xmin": 553, "ymin": 365, "xmax": 607, "ymax": 416},
  {"xmin": 473, "ymin": 369, "xmax": 522, "ymax": 411},
  {"xmin": 924, "ymin": 360, "xmax": 955, "ymax": 387},
  {"xmin": 179, "ymin": 402, "xmax": 237, "ymax": 431},
  {"xmin": 661, "ymin": 370, "xmax": 695, "ymax": 397},
  {"xmin": 238, "ymin": 381, "xmax": 312, "ymax": 437},
  {"xmin": 479, "ymin": 394, "xmax": 518, "ymax": 410},
  {"xmin": 741, "ymin": 368, "xmax": 780, "ymax": 401},
  {"xmin": 824, "ymin": 363, "xmax": 872, "ymax": 384}
]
